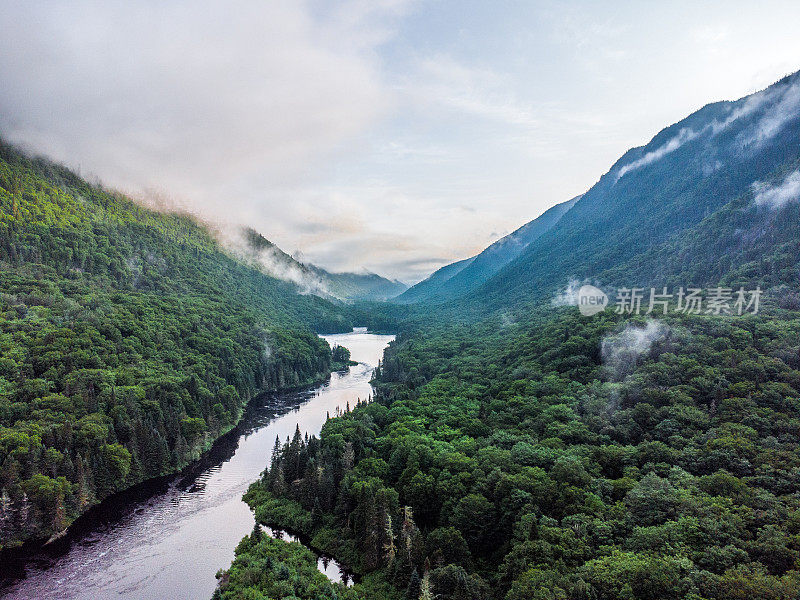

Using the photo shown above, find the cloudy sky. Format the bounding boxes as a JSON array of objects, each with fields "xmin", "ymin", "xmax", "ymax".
[{"xmin": 2, "ymin": 1, "xmax": 800, "ymax": 282}]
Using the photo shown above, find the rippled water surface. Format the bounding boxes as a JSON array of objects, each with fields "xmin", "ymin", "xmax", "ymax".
[{"xmin": 0, "ymin": 332, "xmax": 393, "ymax": 600}]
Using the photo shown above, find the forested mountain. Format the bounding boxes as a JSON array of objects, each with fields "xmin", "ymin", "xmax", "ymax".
[
  {"xmin": 241, "ymin": 227, "xmax": 407, "ymax": 302},
  {"xmin": 0, "ymin": 140, "xmax": 360, "ymax": 550},
  {"xmin": 391, "ymin": 257, "xmax": 475, "ymax": 304},
  {"xmin": 394, "ymin": 71, "xmax": 800, "ymax": 312},
  {"xmin": 394, "ymin": 196, "xmax": 578, "ymax": 304},
  {"xmin": 220, "ymin": 70, "xmax": 800, "ymax": 600},
  {"xmin": 471, "ymin": 71, "xmax": 800, "ymax": 308},
  {"xmin": 307, "ymin": 266, "xmax": 408, "ymax": 302}
]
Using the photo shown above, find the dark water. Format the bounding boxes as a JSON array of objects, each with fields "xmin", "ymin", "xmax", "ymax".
[{"xmin": 0, "ymin": 332, "xmax": 393, "ymax": 600}]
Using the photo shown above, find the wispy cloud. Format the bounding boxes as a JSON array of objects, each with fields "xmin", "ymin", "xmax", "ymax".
[
  {"xmin": 752, "ymin": 169, "xmax": 800, "ymax": 209},
  {"xmin": 602, "ymin": 320, "xmax": 669, "ymax": 380},
  {"xmin": 3, "ymin": 1, "xmax": 800, "ymax": 283},
  {"xmin": 616, "ymin": 74, "xmax": 800, "ymax": 180},
  {"xmin": 710, "ymin": 87, "xmax": 774, "ymax": 134},
  {"xmin": 214, "ymin": 225, "xmax": 331, "ymax": 296},
  {"xmin": 708, "ymin": 77, "xmax": 800, "ymax": 145},
  {"xmin": 551, "ymin": 279, "xmax": 582, "ymax": 306},
  {"xmin": 405, "ymin": 55, "xmax": 542, "ymax": 129},
  {"xmin": 617, "ymin": 127, "xmax": 699, "ymax": 179},
  {"xmin": 748, "ymin": 79, "xmax": 800, "ymax": 145},
  {"xmin": 0, "ymin": 0, "xmax": 407, "ymax": 259}
]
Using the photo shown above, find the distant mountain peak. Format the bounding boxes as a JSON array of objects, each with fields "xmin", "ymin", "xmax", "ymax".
[
  {"xmin": 238, "ymin": 227, "xmax": 407, "ymax": 302},
  {"xmin": 394, "ymin": 196, "xmax": 579, "ymax": 304}
]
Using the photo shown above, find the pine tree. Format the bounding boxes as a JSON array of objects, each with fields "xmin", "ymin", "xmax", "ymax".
[
  {"xmin": 405, "ymin": 568, "xmax": 421, "ymax": 600},
  {"xmin": 271, "ymin": 465, "xmax": 286, "ymax": 495},
  {"xmin": 0, "ymin": 488, "xmax": 11, "ymax": 539},
  {"xmin": 311, "ymin": 496, "xmax": 323, "ymax": 527},
  {"xmin": 341, "ymin": 442, "xmax": 355, "ymax": 472},
  {"xmin": 270, "ymin": 435, "xmax": 282, "ymax": 471},
  {"xmin": 52, "ymin": 487, "xmax": 66, "ymax": 533},
  {"xmin": 384, "ymin": 512, "xmax": 397, "ymax": 565},
  {"xmin": 251, "ymin": 522, "xmax": 263, "ymax": 543},
  {"xmin": 419, "ymin": 571, "xmax": 433, "ymax": 600},
  {"xmin": 400, "ymin": 506, "xmax": 419, "ymax": 561}
]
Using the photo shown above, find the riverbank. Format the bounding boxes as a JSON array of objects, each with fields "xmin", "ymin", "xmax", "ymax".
[
  {"xmin": 0, "ymin": 364, "xmax": 335, "ymax": 566},
  {"xmin": 1, "ymin": 332, "xmax": 393, "ymax": 600}
]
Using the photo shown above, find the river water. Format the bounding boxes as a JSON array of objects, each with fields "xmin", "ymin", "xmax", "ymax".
[{"xmin": 0, "ymin": 332, "xmax": 393, "ymax": 600}]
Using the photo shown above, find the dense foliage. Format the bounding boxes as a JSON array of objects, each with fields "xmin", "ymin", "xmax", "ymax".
[
  {"xmin": 219, "ymin": 71, "xmax": 800, "ymax": 600},
  {"xmin": 243, "ymin": 305, "xmax": 800, "ymax": 599},
  {"xmin": 0, "ymin": 141, "xmax": 357, "ymax": 549},
  {"xmin": 213, "ymin": 526, "xmax": 365, "ymax": 600}
]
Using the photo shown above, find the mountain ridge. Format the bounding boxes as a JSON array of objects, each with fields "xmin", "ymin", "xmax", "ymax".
[
  {"xmin": 394, "ymin": 196, "xmax": 579, "ymax": 304},
  {"xmin": 240, "ymin": 227, "xmax": 407, "ymax": 302},
  {"xmin": 459, "ymin": 69, "xmax": 800, "ymax": 311}
]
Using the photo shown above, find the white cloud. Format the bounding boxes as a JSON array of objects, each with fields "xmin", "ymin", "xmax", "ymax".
[
  {"xmin": 749, "ymin": 80, "xmax": 800, "ymax": 145},
  {"xmin": 614, "ymin": 74, "xmax": 800, "ymax": 182},
  {"xmin": 0, "ymin": 0, "xmax": 402, "ymax": 242},
  {"xmin": 602, "ymin": 320, "xmax": 669, "ymax": 380},
  {"xmin": 216, "ymin": 225, "xmax": 331, "ymax": 296},
  {"xmin": 403, "ymin": 55, "xmax": 542, "ymax": 128},
  {"xmin": 551, "ymin": 279, "xmax": 582, "ymax": 306},
  {"xmin": 752, "ymin": 169, "xmax": 800, "ymax": 209},
  {"xmin": 3, "ymin": 1, "xmax": 800, "ymax": 282},
  {"xmin": 616, "ymin": 127, "xmax": 699, "ymax": 179},
  {"xmin": 291, "ymin": 184, "xmax": 509, "ymax": 282},
  {"xmin": 710, "ymin": 87, "xmax": 775, "ymax": 134},
  {"xmin": 707, "ymin": 77, "xmax": 800, "ymax": 145}
]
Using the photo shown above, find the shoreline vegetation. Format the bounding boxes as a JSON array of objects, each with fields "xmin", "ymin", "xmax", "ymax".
[
  {"xmin": 219, "ymin": 307, "xmax": 800, "ymax": 600},
  {"xmin": 211, "ymin": 71, "xmax": 800, "ymax": 600},
  {"xmin": 0, "ymin": 140, "xmax": 365, "ymax": 553},
  {"xmin": 0, "ymin": 365, "xmax": 339, "ymax": 563}
]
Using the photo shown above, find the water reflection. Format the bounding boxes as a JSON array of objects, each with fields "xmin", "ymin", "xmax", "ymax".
[
  {"xmin": 0, "ymin": 332, "xmax": 393, "ymax": 600},
  {"xmin": 261, "ymin": 526, "xmax": 354, "ymax": 587}
]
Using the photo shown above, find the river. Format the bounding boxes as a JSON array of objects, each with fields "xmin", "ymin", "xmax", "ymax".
[{"xmin": 0, "ymin": 331, "xmax": 394, "ymax": 600}]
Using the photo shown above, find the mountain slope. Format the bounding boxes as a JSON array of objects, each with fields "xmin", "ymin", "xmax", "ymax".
[
  {"xmin": 426, "ymin": 196, "xmax": 579, "ymax": 302},
  {"xmin": 392, "ymin": 256, "xmax": 475, "ymax": 303},
  {"xmin": 241, "ymin": 228, "xmax": 407, "ymax": 302},
  {"xmin": 395, "ymin": 196, "xmax": 578, "ymax": 304},
  {"xmin": 472, "ymin": 71, "xmax": 800, "ymax": 309},
  {"xmin": 0, "ymin": 141, "xmax": 356, "ymax": 549},
  {"xmin": 224, "ymin": 70, "xmax": 800, "ymax": 600},
  {"xmin": 306, "ymin": 266, "xmax": 407, "ymax": 302}
]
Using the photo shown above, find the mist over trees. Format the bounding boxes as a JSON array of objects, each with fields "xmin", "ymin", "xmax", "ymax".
[
  {"xmin": 216, "ymin": 71, "xmax": 800, "ymax": 600},
  {"xmin": 0, "ymin": 141, "xmax": 356, "ymax": 548}
]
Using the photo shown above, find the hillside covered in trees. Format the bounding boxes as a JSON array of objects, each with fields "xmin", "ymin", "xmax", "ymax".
[
  {"xmin": 0, "ymin": 141, "xmax": 363, "ymax": 550},
  {"xmin": 228, "ymin": 305, "xmax": 800, "ymax": 600},
  {"xmin": 240, "ymin": 227, "xmax": 408, "ymax": 302},
  {"xmin": 217, "ymin": 71, "xmax": 800, "ymax": 600}
]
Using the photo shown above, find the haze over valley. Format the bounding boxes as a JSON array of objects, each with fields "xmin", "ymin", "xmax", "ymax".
[{"xmin": 2, "ymin": 3, "xmax": 800, "ymax": 600}]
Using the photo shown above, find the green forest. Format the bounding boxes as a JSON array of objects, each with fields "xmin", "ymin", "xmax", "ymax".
[
  {"xmin": 211, "ymin": 73, "xmax": 800, "ymax": 600},
  {"xmin": 222, "ymin": 303, "xmax": 800, "ymax": 600},
  {"xmin": 2, "ymin": 67, "xmax": 800, "ymax": 600},
  {"xmin": 0, "ymin": 141, "xmax": 360, "ymax": 550}
]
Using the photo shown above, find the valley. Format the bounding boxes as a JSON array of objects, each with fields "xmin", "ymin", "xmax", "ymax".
[
  {"xmin": 1, "ymin": 332, "xmax": 393, "ymax": 599},
  {"xmin": 211, "ymin": 71, "xmax": 800, "ymax": 600},
  {"xmin": 1, "ymin": 16, "xmax": 800, "ymax": 600}
]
